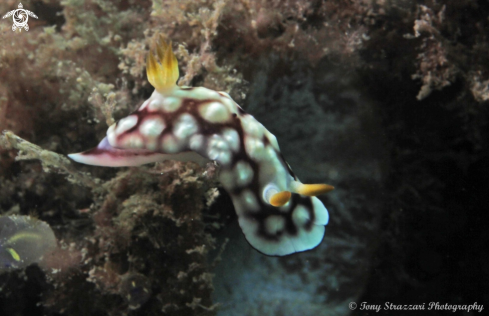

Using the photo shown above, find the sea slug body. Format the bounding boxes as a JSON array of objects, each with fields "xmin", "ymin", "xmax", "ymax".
[{"xmin": 69, "ymin": 35, "xmax": 334, "ymax": 256}]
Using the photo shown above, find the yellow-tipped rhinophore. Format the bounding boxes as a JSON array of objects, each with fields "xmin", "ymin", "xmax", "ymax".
[
  {"xmin": 270, "ymin": 191, "xmax": 292, "ymax": 207},
  {"xmin": 146, "ymin": 34, "xmax": 179, "ymax": 91},
  {"xmin": 294, "ymin": 183, "xmax": 335, "ymax": 196}
]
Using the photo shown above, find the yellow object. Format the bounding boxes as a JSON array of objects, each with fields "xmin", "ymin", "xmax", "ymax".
[
  {"xmin": 8, "ymin": 231, "xmax": 47, "ymax": 244},
  {"xmin": 295, "ymin": 183, "xmax": 335, "ymax": 196},
  {"xmin": 146, "ymin": 34, "xmax": 179, "ymax": 92},
  {"xmin": 6, "ymin": 248, "xmax": 20, "ymax": 262},
  {"xmin": 270, "ymin": 191, "xmax": 292, "ymax": 207}
]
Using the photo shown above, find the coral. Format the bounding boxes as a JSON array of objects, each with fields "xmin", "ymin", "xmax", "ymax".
[
  {"xmin": 0, "ymin": 131, "xmax": 99, "ymax": 189},
  {"xmin": 408, "ymin": 4, "xmax": 457, "ymax": 100},
  {"xmin": 1, "ymin": 129, "xmax": 221, "ymax": 315},
  {"xmin": 42, "ymin": 161, "xmax": 220, "ymax": 315},
  {"xmin": 402, "ymin": 0, "xmax": 489, "ymax": 102}
]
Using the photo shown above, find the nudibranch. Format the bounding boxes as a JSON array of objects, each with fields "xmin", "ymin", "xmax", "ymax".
[{"xmin": 69, "ymin": 35, "xmax": 334, "ymax": 256}]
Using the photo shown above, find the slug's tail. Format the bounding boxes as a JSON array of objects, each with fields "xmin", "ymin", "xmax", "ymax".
[{"xmin": 235, "ymin": 194, "xmax": 330, "ymax": 256}]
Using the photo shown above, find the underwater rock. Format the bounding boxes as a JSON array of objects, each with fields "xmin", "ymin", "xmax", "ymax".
[{"xmin": 0, "ymin": 215, "xmax": 56, "ymax": 271}]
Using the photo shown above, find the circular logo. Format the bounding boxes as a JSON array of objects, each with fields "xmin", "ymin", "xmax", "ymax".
[
  {"xmin": 13, "ymin": 9, "xmax": 28, "ymax": 28},
  {"xmin": 2, "ymin": 3, "xmax": 38, "ymax": 32}
]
